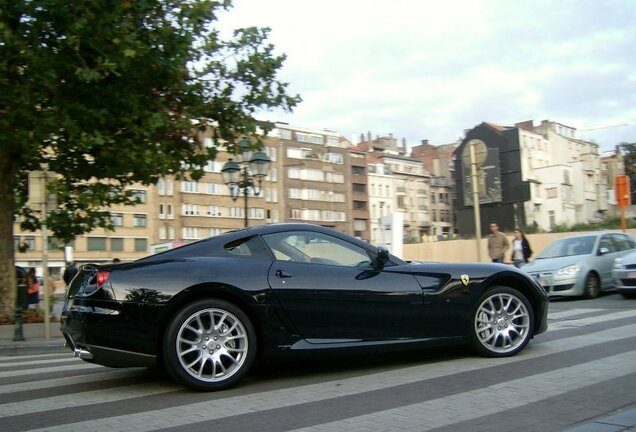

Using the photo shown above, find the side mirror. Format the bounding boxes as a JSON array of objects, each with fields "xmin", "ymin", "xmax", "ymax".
[
  {"xmin": 598, "ymin": 247, "xmax": 610, "ymax": 255},
  {"xmin": 373, "ymin": 246, "xmax": 390, "ymax": 270}
]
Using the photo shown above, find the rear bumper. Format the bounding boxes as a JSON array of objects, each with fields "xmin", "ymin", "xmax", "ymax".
[
  {"xmin": 60, "ymin": 300, "xmax": 160, "ymax": 368},
  {"xmin": 62, "ymin": 329, "xmax": 156, "ymax": 367}
]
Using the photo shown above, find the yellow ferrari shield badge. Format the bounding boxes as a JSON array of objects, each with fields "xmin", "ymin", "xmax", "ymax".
[{"xmin": 460, "ymin": 274, "xmax": 470, "ymax": 286}]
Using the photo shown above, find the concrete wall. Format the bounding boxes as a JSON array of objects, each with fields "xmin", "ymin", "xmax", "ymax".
[{"xmin": 402, "ymin": 228, "xmax": 636, "ymax": 263}]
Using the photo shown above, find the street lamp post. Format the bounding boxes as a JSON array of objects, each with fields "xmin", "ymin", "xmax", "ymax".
[{"xmin": 221, "ymin": 138, "xmax": 271, "ymax": 228}]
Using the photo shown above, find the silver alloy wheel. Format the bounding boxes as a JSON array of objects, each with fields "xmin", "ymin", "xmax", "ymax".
[
  {"xmin": 474, "ymin": 292, "xmax": 531, "ymax": 354},
  {"xmin": 176, "ymin": 308, "xmax": 249, "ymax": 383}
]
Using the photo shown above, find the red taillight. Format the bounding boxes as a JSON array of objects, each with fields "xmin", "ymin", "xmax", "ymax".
[{"xmin": 96, "ymin": 270, "xmax": 111, "ymax": 288}]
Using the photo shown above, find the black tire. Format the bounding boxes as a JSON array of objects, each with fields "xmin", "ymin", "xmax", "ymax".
[
  {"xmin": 582, "ymin": 272, "xmax": 600, "ymax": 299},
  {"xmin": 471, "ymin": 286, "xmax": 534, "ymax": 358},
  {"xmin": 620, "ymin": 291, "xmax": 636, "ymax": 299},
  {"xmin": 163, "ymin": 299, "xmax": 256, "ymax": 391}
]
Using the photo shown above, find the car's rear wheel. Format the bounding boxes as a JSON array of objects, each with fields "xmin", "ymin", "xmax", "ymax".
[
  {"xmin": 163, "ymin": 299, "xmax": 256, "ymax": 391},
  {"xmin": 471, "ymin": 286, "xmax": 534, "ymax": 357},
  {"xmin": 582, "ymin": 272, "xmax": 600, "ymax": 299}
]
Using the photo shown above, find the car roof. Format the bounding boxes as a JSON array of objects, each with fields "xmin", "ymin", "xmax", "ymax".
[{"xmin": 138, "ymin": 223, "xmax": 395, "ymax": 263}]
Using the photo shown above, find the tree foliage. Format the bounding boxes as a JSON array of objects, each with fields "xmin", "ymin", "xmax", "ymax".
[
  {"xmin": 0, "ymin": 0, "xmax": 300, "ymax": 314},
  {"xmin": 620, "ymin": 142, "xmax": 636, "ymax": 204}
]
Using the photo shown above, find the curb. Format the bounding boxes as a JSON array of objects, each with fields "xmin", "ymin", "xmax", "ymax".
[{"xmin": 0, "ymin": 337, "xmax": 67, "ymax": 356}]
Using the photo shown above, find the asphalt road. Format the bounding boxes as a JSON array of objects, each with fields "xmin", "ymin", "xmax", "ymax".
[{"xmin": 1, "ymin": 293, "xmax": 635, "ymax": 432}]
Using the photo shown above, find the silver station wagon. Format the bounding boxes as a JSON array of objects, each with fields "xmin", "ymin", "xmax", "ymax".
[{"xmin": 522, "ymin": 232, "xmax": 636, "ymax": 298}]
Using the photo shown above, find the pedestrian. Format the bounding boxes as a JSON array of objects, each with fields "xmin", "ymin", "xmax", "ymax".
[
  {"xmin": 487, "ymin": 222, "xmax": 509, "ymax": 263},
  {"xmin": 510, "ymin": 229, "xmax": 533, "ymax": 268},
  {"xmin": 26, "ymin": 267, "xmax": 40, "ymax": 306},
  {"xmin": 63, "ymin": 261, "xmax": 78, "ymax": 285}
]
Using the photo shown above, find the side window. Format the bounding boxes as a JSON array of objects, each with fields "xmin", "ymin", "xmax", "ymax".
[
  {"xmin": 598, "ymin": 235, "xmax": 617, "ymax": 253},
  {"xmin": 223, "ymin": 236, "xmax": 271, "ymax": 259},
  {"xmin": 612, "ymin": 234, "xmax": 635, "ymax": 251},
  {"xmin": 262, "ymin": 231, "xmax": 371, "ymax": 267}
]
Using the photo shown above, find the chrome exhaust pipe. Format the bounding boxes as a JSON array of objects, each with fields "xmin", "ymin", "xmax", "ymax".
[{"xmin": 73, "ymin": 348, "xmax": 94, "ymax": 360}]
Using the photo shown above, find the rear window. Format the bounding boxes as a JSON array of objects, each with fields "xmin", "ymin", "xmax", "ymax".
[{"xmin": 224, "ymin": 236, "xmax": 271, "ymax": 259}]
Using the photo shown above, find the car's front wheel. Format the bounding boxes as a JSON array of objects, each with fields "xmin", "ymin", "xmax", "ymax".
[
  {"xmin": 583, "ymin": 272, "xmax": 600, "ymax": 299},
  {"xmin": 163, "ymin": 299, "xmax": 256, "ymax": 391},
  {"xmin": 471, "ymin": 286, "xmax": 534, "ymax": 357}
]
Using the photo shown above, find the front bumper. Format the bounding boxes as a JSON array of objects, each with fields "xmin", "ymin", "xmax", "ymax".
[
  {"xmin": 613, "ymin": 269, "xmax": 636, "ymax": 293},
  {"xmin": 527, "ymin": 272, "xmax": 583, "ymax": 297}
]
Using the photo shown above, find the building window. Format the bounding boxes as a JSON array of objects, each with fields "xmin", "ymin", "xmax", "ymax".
[
  {"xmin": 158, "ymin": 227, "xmax": 167, "ymax": 240},
  {"xmin": 131, "ymin": 189, "xmax": 147, "ymax": 204},
  {"xmin": 182, "ymin": 227, "xmax": 199, "ymax": 240},
  {"xmin": 279, "ymin": 129, "xmax": 292, "ymax": 140},
  {"xmin": 325, "ymin": 152, "xmax": 344, "ymax": 164},
  {"xmin": 87, "ymin": 237, "xmax": 106, "ymax": 251},
  {"xmin": 353, "ymin": 183, "xmax": 366, "ymax": 193},
  {"xmin": 353, "ymin": 201, "xmax": 366, "ymax": 210},
  {"xmin": 182, "ymin": 204, "xmax": 200, "ymax": 216},
  {"xmin": 207, "ymin": 183, "xmax": 221, "ymax": 194},
  {"xmin": 47, "ymin": 237, "xmax": 62, "ymax": 250},
  {"xmin": 133, "ymin": 214, "xmax": 147, "ymax": 227},
  {"xmin": 207, "ymin": 206, "xmax": 221, "ymax": 217},
  {"xmin": 168, "ymin": 227, "xmax": 175, "ymax": 240},
  {"xmin": 353, "ymin": 219, "xmax": 367, "ymax": 231},
  {"xmin": 134, "ymin": 238, "xmax": 148, "ymax": 252},
  {"xmin": 546, "ymin": 187, "xmax": 558, "ymax": 198},
  {"xmin": 110, "ymin": 213, "xmax": 124, "ymax": 227},
  {"xmin": 248, "ymin": 208, "xmax": 264, "ymax": 219},
  {"xmin": 352, "ymin": 166, "xmax": 365, "ymax": 176},
  {"xmin": 182, "ymin": 181, "xmax": 198, "ymax": 193},
  {"xmin": 110, "ymin": 238, "xmax": 124, "ymax": 252},
  {"xmin": 208, "ymin": 228, "xmax": 221, "ymax": 237},
  {"xmin": 15, "ymin": 236, "xmax": 36, "ymax": 253}
]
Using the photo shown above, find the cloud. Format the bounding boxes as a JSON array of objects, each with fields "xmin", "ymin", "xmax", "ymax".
[{"xmin": 220, "ymin": 0, "xmax": 636, "ymax": 150}]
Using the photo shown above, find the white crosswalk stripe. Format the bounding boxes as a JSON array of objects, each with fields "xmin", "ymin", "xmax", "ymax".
[{"xmin": 1, "ymin": 305, "xmax": 635, "ymax": 432}]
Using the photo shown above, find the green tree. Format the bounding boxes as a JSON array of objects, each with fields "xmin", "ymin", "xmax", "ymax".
[
  {"xmin": 620, "ymin": 142, "xmax": 636, "ymax": 204},
  {"xmin": 0, "ymin": 0, "xmax": 300, "ymax": 315}
]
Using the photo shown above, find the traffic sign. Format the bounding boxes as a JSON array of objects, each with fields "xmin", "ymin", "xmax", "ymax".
[{"xmin": 615, "ymin": 175, "xmax": 630, "ymax": 207}]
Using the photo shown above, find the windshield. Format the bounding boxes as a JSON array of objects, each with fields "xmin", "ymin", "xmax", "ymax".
[{"xmin": 537, "ymin": 236, "xmax": 596, "ymax": 259}]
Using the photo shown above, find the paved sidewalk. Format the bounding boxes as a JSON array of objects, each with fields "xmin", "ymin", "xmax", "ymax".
[
  {"xmin": 563, "ymin": 404, "xmax": 636, "ymax": 432},
  {"xmin": 0, "ymin": 322, "xmax": 66, "ymax": 355}
]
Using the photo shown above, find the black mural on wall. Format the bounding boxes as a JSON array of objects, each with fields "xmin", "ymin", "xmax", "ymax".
[{"xmin": 454, "ymin": 123, "xmax": 532, "ymax": 236}]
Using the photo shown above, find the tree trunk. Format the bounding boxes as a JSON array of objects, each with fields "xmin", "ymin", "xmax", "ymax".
[{"xmin": 0, "ymin": 158, "xmax": 17, "ymax": 317}]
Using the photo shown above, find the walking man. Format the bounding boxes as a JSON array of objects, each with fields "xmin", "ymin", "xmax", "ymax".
[{"xmin": 487, "ymin": 222, "xmax": 509, "ymax": 263}]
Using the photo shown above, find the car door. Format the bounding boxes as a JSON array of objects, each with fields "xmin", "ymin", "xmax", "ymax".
[
  {"xmin": 263, "ymin": 230, "xmax": 424, "ymax": 340},
  {"xmin": 596, "ymin": 234, "xmax": 623, "ymax": 288},
  {"xmin": 606, "ymin": 234, "xmax": 636, "ymax": 287}
]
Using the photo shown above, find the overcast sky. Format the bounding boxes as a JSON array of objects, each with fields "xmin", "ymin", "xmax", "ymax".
[{"xmin": 218, "ymin": 0, "xmax": 635, "ymax": 152}]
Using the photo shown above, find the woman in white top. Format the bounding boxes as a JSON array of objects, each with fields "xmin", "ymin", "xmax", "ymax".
[{"xmin": 511, "ymin": 229, "xmax": 533, "ymax": 268}]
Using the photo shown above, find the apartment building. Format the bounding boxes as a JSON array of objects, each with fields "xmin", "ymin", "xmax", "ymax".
[
  {"xmin": 411, "ymin": 140, "xmax": 458, "ymax": 239},
  {"xmin": 149, "ymin": 130, "xmax": 280, "ymax": 253},
  {"xmin": 367, "ymin": 155, "xmax": 394, "ymax": 245},
  {"xmin": 358, "ymin": 133, "xmax": 431, "ymax": 243},
  {"xmin": 349, "ymin": 147, "xmax": 370, "ymax": 241},
  {"xmin": 14, "ymin": 183, "xmax": 153, "ymax": 278},
  {"xmin": 273, "ymin": 124, "xmax": 351, "ymax": 233},
  {"xmin": 455, "ymin": 120, "xmax": 608, "ymax": 236}
]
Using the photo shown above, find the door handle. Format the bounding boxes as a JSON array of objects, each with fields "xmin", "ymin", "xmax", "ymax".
[{"xmin": 276, "ymin": 270, "xmax": 292, "ymax": 278}]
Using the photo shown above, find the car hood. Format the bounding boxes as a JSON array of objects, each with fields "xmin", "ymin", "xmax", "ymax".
[{"xmin": 522, "ymin": 255, "xmax": 589, "ymax": 273}]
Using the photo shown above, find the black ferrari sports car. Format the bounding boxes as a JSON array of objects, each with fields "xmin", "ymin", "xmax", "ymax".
[{"xmin": 61, "ymin": 223, "xmax": 548, "ymax": 391}]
